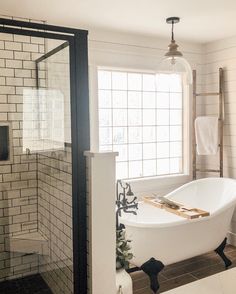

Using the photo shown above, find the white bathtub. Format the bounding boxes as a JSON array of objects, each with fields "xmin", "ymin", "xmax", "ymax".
[{"xmin": 120, "ymin": 178, "xmax": 236, "ymax": 267}]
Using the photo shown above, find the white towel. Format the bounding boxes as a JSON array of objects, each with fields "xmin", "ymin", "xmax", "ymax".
[{"xmin": 195, "ymin": 116, "xmax": 219, "ymax": 155}]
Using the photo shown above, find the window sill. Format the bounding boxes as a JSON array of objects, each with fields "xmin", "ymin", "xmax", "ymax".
[{"xmin": 126, "ymin": 173, "xmax": 191, "ymax": 197}]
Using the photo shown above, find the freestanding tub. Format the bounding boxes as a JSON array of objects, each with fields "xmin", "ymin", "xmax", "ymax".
[{"xmin": 120, "ymin": 177, "xmax": 236, "ymax": 271}]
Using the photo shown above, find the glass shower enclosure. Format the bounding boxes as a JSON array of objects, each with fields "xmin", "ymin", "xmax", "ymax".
[{"xmin": 0, "ymin": 18, "xmax": 89, "ymax": 294}]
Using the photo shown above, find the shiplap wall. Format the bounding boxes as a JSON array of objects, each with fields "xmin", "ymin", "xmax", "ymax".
[
  {"xmin": 202, "ymin": 37, "xmax": 236, "ymax": 244},
  {"xmin": 88, "ymin": 29, "xmax": 205, "ymax": 193}
]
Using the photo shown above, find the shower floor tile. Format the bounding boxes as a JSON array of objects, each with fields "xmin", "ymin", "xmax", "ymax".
[
  {"xmin": 131, "ymin": 244, "xmax": 236, "ymax": 293},
  {"xmin": 0, "ymin": 274, "xmax": 52, "ymax": 294}
]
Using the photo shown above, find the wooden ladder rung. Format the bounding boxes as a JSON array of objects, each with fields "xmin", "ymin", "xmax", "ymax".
[
  {"xmin": 195, "ymin": 92, "xmax": 220, "ymax": 97},
  {"xmin": 196, "ymin": 169, "xmax": 220, "ymax": 173}
]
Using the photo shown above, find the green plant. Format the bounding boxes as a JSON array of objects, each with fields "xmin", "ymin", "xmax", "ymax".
[{"xmin": 116, "ymin": 229, "xmax": 133, "ymax": 270}]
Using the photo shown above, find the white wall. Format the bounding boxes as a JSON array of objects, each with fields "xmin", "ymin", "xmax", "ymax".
[
  {"xmin": 85, "ymin": 151, "xmax": 117, "ymax": 294},
  {"xmin": 88, "ymin": 29, "xmax": 205, "ymax": 195},
  {"xmin": 202, "ymin": 37, "xmax": 236, "ymax": 244}
]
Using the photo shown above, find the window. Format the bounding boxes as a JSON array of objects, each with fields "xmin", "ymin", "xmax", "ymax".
[{"xmin": 98, "ymin": 69, "xmax": 184, "ymax": 180}]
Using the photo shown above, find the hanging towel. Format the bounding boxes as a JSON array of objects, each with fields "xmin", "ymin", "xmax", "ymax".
[{"xmin": 195, "ymin": 116, "xmax": 219, "ymax": 155}]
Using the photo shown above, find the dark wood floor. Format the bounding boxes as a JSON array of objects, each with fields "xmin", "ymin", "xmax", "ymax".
[{"xmin": 130, "ymin": 244, "xmax": 236, "ymax": 293}]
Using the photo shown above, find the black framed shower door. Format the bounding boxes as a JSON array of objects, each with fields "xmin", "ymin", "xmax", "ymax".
[{"xmin": 0, "ymin": 18, "xmax": 90, "ymax": 294}]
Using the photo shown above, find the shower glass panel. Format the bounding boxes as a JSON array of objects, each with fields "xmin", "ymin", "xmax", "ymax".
[
  {"xmin": 0, "ymin": 32, "xmax": 74, "ymax": 294},
  {"xmin": 36, "ymin": 40, "xmax": 73, "ymax": 294}
]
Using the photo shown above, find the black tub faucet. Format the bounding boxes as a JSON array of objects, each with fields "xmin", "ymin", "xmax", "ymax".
[{"xmin": 116, "ymin": 180, "xmax": 138, "ymax": 230}]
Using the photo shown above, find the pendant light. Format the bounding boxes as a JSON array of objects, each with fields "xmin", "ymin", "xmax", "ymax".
[{"xmin": 159, "ymin": 17, "xmax": 193, "ymax": 85}]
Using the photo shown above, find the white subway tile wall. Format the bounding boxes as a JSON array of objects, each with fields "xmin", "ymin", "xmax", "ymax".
[
  {"xmin": 0, "ymin": 33, "xmax": 43, "ymax": 281},
  {"xmin": 0, "ymin": 31, "xmax": 73, "ymax": 294},
  {"xmin": 38, "ymin": 149, "xmax": 73, "ymax": 294}
]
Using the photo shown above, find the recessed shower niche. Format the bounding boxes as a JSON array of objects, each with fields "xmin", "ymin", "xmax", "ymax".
[{"xmin": 0, "ymin": 123, "xmax": 12, "ymax": 163}]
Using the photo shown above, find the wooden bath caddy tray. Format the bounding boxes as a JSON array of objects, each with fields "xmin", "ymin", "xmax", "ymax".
[{"xmin": 143, "ymin": 196, "xmax": 210, "ymax": 219}]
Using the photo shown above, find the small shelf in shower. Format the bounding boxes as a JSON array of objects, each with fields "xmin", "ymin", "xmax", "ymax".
[{"xmin": 8, "ymin": 232, "xmax": 49, "ymax": 256}]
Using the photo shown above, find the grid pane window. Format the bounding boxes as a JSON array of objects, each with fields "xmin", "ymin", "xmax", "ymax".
[{"xmin": 98, "ymin": 69, "xmax": 183, "ymax": 179}]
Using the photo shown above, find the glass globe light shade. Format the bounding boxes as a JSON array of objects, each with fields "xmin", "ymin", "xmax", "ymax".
[
  {"xmin": 158, "ymin": 35, "xmax": 193, "ymax": 85},
  {"xmin": 158, "ymin": 55, "xmax": 193, "ymax": 85}
]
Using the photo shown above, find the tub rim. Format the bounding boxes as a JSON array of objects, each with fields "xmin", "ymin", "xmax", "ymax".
[{"xmin": 119, "ymin": 177, "xmax": 236, "ymax": 228}]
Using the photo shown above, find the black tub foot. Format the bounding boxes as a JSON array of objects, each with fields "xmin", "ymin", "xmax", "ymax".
[
  {"xmin": 140, "ymin": 258, "xmax": 164, "ymax": 293},
  {"xmin": 215, "ymin": 238, "xmax": 232, "ymax": 269}
]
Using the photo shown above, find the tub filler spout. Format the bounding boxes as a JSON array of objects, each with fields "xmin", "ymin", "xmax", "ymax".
[{"xmin": 116, "ymin": 180, "xmax": 138, "ymax": 230}]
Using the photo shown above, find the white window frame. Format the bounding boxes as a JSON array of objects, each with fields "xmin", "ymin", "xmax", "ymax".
[{"xmin": 89, "ymin": 65, "xmax": 192, "ymax": 192}]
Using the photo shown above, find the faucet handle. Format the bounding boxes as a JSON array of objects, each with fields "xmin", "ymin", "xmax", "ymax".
[{"xmin": 127, "ymin": 196, "xmax": 137, "ymax": 205}]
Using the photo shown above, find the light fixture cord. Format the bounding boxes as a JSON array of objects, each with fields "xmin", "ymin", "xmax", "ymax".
[{"xmin": 171, "ymin": 20, "xmax": 175, "ymax": 42}]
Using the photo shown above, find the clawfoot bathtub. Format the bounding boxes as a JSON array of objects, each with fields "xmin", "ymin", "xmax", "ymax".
[{"xmin": 120, "ymin": 178, "xmax": 236, "ymax": 292}]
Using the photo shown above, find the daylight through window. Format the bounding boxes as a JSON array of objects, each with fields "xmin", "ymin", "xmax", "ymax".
[{"xmin": 98, "ymin": 69, "xmax": 183, "ymax": 179}]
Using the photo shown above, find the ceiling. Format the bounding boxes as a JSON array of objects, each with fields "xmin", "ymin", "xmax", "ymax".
[{"xmin": 1, "ymin": 0, "xmax": 236, "ymax": 43}]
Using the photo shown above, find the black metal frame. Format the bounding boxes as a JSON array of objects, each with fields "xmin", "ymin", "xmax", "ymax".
[{"xmin": 0, "ymin": 18, "xmax": 90, "ymax": 294}]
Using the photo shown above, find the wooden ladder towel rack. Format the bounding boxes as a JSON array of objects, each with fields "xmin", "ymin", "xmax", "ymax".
[{"xmin": 192, "ymin": 68, "xmax": 224, "ymax": 180}]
